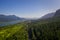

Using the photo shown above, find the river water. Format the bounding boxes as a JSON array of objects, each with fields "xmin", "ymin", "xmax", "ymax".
[{"xmin": 0, "ymin": 20, "xmax": 22, "ymax": 26}]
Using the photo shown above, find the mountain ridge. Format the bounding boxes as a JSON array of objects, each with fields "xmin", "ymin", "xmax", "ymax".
[
  {"xmin": 40, "ymin": 9, "xmax": 60, "ymax": 19},
  {"xmin": 0, "ymin": 15, "xmax": 25, "ymax": 22}
]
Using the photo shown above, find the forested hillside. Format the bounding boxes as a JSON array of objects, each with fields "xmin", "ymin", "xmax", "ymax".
[{"xmin": 27, "ymin": 18, "xmax": 60, "ymax": 40}]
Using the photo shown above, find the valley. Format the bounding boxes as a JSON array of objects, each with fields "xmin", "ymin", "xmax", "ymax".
[{"xmin": 0, "ymin": 9, "xmax": 60, "ymax": 40}]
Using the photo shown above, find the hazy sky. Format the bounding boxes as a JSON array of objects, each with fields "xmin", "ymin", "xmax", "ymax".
[{"xmin": 0, "ymin": 0, "xmax": 60, "ymax": 18}]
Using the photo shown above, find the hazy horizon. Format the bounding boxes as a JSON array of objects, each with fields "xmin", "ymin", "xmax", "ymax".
[{"xmin": 0, "ymin": 0, "xmax": 60, "ymax": 18}]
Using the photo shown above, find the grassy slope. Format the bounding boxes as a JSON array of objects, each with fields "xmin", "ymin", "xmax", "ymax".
[{"xmin": 0, "ymin": 23, "xmax": 28, "ymax": 40}]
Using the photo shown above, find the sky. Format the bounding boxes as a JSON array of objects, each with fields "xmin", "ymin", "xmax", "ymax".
[{"xmin": 0, "ymin": 0, "xmax": 60, "ymax": 18}]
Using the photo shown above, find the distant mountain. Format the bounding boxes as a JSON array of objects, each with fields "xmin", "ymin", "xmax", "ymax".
[
  {"xmin": 54, "ymin": 9, "xmax": 60, "ymax": 17},
  {"xmin": 0, "ymin": 15, "xmax": 25, "ymax": 22},
  {"xmin": 34, "ymin": 9, "xmax": 60, "ymax": 23},
  {"xmin": 40, "ymin": 13, "xmax": 55, "ymax": 19},
  {"xmin": 40, "ymin": 9, "xmax": 60, "ymax": 19}
]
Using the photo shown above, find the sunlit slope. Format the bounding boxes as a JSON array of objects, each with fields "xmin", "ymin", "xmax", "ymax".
[{"xmin": 0, "ymin": 23, "xmax": 28, "ymax": 40}]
